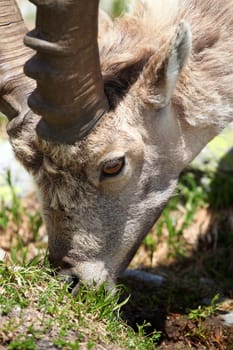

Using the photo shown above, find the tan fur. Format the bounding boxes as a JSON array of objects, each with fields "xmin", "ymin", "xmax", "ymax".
[{"xmin": 8, "ymin": 0, "xmax": 233, "ymax": 287}]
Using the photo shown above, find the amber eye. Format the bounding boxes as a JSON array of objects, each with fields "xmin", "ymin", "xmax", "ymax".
[{"xmin": 101, "ymin": 157, "xmax": 125, "ymax": 178}]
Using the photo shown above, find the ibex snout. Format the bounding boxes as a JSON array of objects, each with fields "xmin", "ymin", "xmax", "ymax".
[{"xmin": 49, "ymin": 253, "xmax": 115, "ymax": 291}]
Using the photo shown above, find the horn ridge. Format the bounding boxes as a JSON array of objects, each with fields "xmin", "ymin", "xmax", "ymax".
[
  {"xmin": 0, "ymin": 0, "xmax": 35, "ymax": 123},
  {"xmin": 24, "ymin": 0, "xmax": 109, "ymax": 144}
]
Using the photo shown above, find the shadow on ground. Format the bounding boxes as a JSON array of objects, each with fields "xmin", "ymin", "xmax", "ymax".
[{"xmin": 119, "ymin": 149, "xmax": 233, "ymax": 349}]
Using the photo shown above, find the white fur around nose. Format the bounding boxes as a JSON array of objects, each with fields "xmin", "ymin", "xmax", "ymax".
[{"xmin": 77, "ymin": 260, "xmax": 113, "ymax": 287}]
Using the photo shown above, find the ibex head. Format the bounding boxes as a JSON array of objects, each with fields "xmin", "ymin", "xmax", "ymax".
[{"xmin": 1, "ymin": 0, "xmax": 196, "ymax": 288}]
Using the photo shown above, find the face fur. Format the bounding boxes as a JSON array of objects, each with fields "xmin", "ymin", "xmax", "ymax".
[
  {"xmin": 24, "ymin": 99, "xmax": 182, "ymax": 288},
  {"xmin": 8, "ymin": 11, "xmax": 193, "ymax": 289},
  {"xmin": 5, "ymin": 0, "xmax": 233, "ymax": 291}
]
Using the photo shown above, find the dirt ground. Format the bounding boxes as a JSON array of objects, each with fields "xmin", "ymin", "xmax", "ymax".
[
  {"xmin": 120, "ymin": 271, "xmax": 233, "ymax": 349},
  {"xmin": 123, "ymin": 207, "xmax": 233, "ymax": 349},
  {"xmin": 1, "ymin": 190, "xmax": 233, "ymax": 349}
]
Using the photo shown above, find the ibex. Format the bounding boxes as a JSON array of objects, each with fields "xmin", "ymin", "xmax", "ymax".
[{"xmin": 0, "ymin": 0, "xmax": 233, "ymax": 290}]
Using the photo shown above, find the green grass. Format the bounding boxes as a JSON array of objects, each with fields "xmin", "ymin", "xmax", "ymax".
[
  {"xmin": 0, "ymin": 171, "xmax": 22, "ymax": 230},
  {"xmin": 0, "ymin": 167, "xmax": 163, "ymax": 347},
  {"xmin": 1, "ymin": 2, "xmax": 233, "ymax": 347},
  {"xmin": 143, "ymin": 171, "xmax": 208, "ymax": 262},
  {"xmin": 188, "ymin": 294, "xmax": 220, "ymax": 321},
  {"xmin": 0, "ymin": 172, "xmax": 162, "ymax": 349},
  {"xmin": 143, "ymin": 168, "xmax": 233, "ymax": 262},
  {"xmin": 0, "ymin": 166, "xmax": 232, "ymax": 348},
  {"xmin": 0, "ymin": 171, "xmax": 44, "ymax": 266},
  {"xmin": 0, "ymin": 262, "xmax": 161, "ymax": 349}
]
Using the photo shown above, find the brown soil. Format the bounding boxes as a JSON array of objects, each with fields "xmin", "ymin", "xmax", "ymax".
[
  {"xmin": 121, "ymin": 204, "xmax": 233, "ymax": 349},
  {"xmin": 120, "ymin": 276, "xmax": 233, "ymax": 349}
]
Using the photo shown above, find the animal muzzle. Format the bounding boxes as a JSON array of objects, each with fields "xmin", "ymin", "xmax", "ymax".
[{"xmin": 49, "ymin": 254, "xmax": 115, "ymax": 294}]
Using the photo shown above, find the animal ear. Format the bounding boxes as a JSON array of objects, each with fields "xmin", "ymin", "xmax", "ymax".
[{"xmin": 140, "ymin": 21, "xmax": 192, "ymax": 108}]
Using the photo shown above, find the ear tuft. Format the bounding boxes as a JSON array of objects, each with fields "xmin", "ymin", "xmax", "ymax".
[
  {"xmin": 139, "ymin": 20, "xmax": 192, "ymax": 109},
  {"xmin": 171, "ymin": 20, "xmax": 192, "ymax": 72}
]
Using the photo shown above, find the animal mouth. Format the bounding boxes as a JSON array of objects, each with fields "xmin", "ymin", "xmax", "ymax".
[
  {"xmin": 48, "ymin": 254, "xmax": 81, "ymax": 294},
  {"xmin": 62, "ymin": 274, "xmax": 80, "ymax": 296}
]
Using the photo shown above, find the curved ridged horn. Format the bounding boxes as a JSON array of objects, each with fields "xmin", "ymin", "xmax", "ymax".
[
  {"xmin": 0, "ymin": 0, "xmax": 34, "ymax": 124},
  {"xmin": 24, "ymin": 0, "xmax": 109, "ymax": 144}
]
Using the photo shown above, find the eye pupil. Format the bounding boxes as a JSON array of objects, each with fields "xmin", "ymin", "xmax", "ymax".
[
  {"xmin": 102, "ymin": 157, "xmax": 125, "ymax": 177},
  {"xmin": 104, "ymin": 161, "xmax": 121, "ymax": 174}
]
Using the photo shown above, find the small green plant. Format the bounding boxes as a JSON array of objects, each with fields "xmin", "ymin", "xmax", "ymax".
[
  {"xmin": 0, "ymin": 170, "xmax": 24, "ymax": 230},
  {"xmin": 143, "ymin": 233, "xmax": 156, "ymax": 265},
  {"xmin": 188, "ymin": 294, "xmax": 220, "ymax": 321},
  {"xmin": 28, "ymin": 211, "xmax": 43, "ymax": 241},
  {"xmin": 153, "ymin": 171, "xmax": 209, "ymax": 258},
  {"xmin": 6, "ymin": 170, "xmax": 23, "ymax": 226},
  {"xmin": 0, "ymin": 198, "xmax": 9, "ymax": 229},
  {"xmin": 137, "ymin": 321, "xmax": 161, "ymax": 343},
  {"xmin": 8, "ymin": 336, "xmax": 36, "ymax": 350},
  {"xmin": 53, "ymin": 337, "xmax": 81, "ymax": 349}
]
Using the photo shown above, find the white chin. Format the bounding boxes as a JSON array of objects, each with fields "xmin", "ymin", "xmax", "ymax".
[{"xmin": 76, "ymin": 260, "xmax": 115, "ymax": 288}]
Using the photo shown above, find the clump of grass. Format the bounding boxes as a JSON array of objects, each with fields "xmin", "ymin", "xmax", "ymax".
[
  {"xmin": 188, "ymin": 294, "xmax": 220, "ymax": 321},
  {"xmin": 5, "ymin": 170, "xmax": 23, "ymax": 226},
  {"xmin": 0, "ymin": 198, "xmax": 9, "ymax": 230},
  {"xmin": 0, "ymin": 171, "xmax": 22, "ymax": 231},
  {"xmin": 183, "ymin": 294, "xmax": 222, "ymax": 348},
  {"xmin": 0, "ymin": 170, "xmax": 23, "ymax": 232},
  {"xmin": 0, "ymin": 173, "xmax": 162, "ymax": 349},
  {"xmin": 143, "ymin": 171, "xmax": 208, "ymax": 261},
  {"xmin": 0, "ymin": 261, "xmax": 161, "ymax": 349},
  {"xmin": 1, "ymin": 145, "xmax": 232, "ymax": 348},
  {"xmin": 0, "ymin": 170, "xmax": 44, "ymax": 264}
]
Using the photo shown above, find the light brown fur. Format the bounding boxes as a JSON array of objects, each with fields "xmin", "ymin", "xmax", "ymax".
[{"xmin": 7, "ymin": 0, "xmax": 233, "ymax": 287}]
